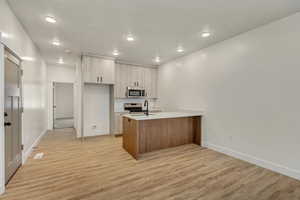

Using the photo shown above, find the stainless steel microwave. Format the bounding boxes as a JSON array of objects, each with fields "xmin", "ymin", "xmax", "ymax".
[{"xmin": 126, "ymin": 87, "xmax": 146, "ymax": 98}]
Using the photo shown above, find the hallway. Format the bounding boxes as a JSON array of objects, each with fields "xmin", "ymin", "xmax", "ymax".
[{"xmin": 1, "ymin": 129, "xmax": 300, "ymax": 200}]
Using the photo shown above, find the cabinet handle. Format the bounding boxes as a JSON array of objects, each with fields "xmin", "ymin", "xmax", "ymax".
[
  {"xmin": 100, "ymin": 76, "xmax": 103, "ymax": 83},
  {"xmin": 97, "ymin": 77, "xmax": 99, "ymax": 83},
  {"xmin": 137, "ymin": 82, "xmax": 139, "ymax": 87}
]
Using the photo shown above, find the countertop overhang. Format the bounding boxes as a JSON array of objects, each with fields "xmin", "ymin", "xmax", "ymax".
[{"xmin": 123, "ymin": 111, "xmax": 204, "ymax": 121}]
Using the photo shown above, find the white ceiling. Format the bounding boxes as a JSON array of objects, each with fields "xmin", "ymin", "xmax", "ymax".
[{"xmin": 7, "ymin": 0, "xmax": 300, "ymax": 66}]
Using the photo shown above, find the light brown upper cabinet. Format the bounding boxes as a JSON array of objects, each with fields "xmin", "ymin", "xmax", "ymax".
[
  {"xmin": 114, "ymin": 63, "xmax": 157, "ymax": 99},
  {"xmin": 83, "ymin": 56, "xmax": 115, "ymax": 84}
]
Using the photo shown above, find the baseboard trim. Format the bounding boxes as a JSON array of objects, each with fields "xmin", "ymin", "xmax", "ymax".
[
  {"xmin": 203, "ymin": 142, "xmax": 300, "ymax": 181},
  {"xmin": 22, "ymin": 130, "xmax": 48, "ymax": 165}
]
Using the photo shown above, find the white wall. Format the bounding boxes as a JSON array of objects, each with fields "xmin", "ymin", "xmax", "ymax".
[
  {"xmin": 158, "ymin": 13, "xmax": 300, "ymax": 180},
  {"xmin": 47, "ymin": 64, "xmax": 76, "ymax": 83},
  {"xmin": 47, "ymin": 64, "xmax": 76, "ymax": 129},
  {"xmin": 84, "ymin": 84, "xmax": 110, "ymax": 137},
  {"xmin": 54, "ymin": 83, "xmax": 74, "ymax": 119},
  {"xmin": 0, "ymin": 0, "xmax": 48, "ymax": 194}
]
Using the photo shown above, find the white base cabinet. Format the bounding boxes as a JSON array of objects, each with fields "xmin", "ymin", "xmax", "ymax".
[{"xmin": 114, "ymin": 112, "xmax": 128, "ymax": 135}]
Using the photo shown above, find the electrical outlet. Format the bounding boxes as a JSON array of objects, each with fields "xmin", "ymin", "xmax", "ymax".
[{"xmin": 92, "ymin": 125, "xmax": 97, "ymax": 129}]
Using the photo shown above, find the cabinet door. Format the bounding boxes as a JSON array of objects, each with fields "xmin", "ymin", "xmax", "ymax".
[
  {"xmin": 83, "ymin": 56, "xmax": 115, "ymax": 84},
  {"xmin": 114, "ymin": 113, "xmax": 120, "ymax": 134},
  {"xmin": 129, "ymin": 67, "xmax": 138, "ymax": 87},
  {"xmin": 151, "ymin": 68, "xmax": 158, "ymax": 98},
  {"xmin": 114, "ymin": 64, "xmax": 129, "ymax": 98},
  {"xmin": 83, "ymin": 56, "xmax": 97, "ymax": 83},
  {"xmin": 130, "ymin": 67, "xmax": 145, "ymax": 88},
  {"xmin": 119, "ymin": 114, "xmax": 123, "ymax": 134},
  {"xmin": 114, "ymin": 113, "xmax": 124, "ymax": 134},
  {"xmin": 98, "ymin": 59, "xmax": 115, "ymax": 84},
  {"xmin": 120, "ymin": 65, "xmax": 129, "ymax": 98},
  {"xmin": 144, "ymin": 68, "xmax": 152, "ymax": 97},
  {"xmin": 138, "ymin": 68, "xmax": 146, "ymax": 89},
  {"xmin": 114, "ymin": 64, "xmax": 121, "ymax": 98},
  {"xmin": 143, "ymin": 68, "xmax": 157, "ymax": 98},
  {"xmin": 90, "ymin": 58, "xmax": 100, "ymax": 83}
]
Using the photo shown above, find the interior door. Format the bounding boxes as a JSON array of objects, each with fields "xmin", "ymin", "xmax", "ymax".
[
  {"xmin": 53, "ymin": 82, "xmax": 74, "ymax": 129},
  {"xmin": 4, "ymin": 50, "xmax": 22, "ymax": 184}
]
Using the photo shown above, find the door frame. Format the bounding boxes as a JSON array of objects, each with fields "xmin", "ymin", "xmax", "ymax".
[
  {"xmin": 0, "ymin": 35, "xmax": 23, "ymax": 195},
  {"xmin": 0, "ymin": 34, "xmax": 5, "ymax": 195},
  {"xmin": 48, "ymin": 81, "xmax": 75, "ymax": 130}
]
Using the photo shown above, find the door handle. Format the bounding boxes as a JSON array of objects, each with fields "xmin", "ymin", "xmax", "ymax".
[
  {"xmin": 4, "ymin": 122, "xmax": 12, "ymax": 126},
  {"xmin": 4, "ymin": 112, "xmax": 8, "ymax": 117}
]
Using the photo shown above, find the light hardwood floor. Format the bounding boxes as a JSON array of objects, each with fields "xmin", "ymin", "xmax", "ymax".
[{"xmin": 1, "ymin": 128, "xmax": 300, "ymax": 200}]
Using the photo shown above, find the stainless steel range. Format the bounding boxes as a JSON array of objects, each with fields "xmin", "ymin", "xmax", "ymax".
[{"xmin": 124, "ymin": 103, "xmax": 143, "ymax": 113}]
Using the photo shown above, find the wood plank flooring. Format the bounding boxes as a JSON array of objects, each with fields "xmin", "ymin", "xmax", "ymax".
[{"xmin": 1, "ymin": 128, "xmax": 300, "ymax": 200}]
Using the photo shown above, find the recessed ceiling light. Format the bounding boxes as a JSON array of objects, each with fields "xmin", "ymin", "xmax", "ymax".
[
  {"xmin": 112, "ymin": 49, "xmax": 120, "ymax": 56},
  {"xmin": 21, "ymin": 56, "xmax": 34, "ymax": 61},
  {"xmin": 52, "ymin": 40, "xmax": 61, "ymax": 46},
  {"xmin": 45, "ymin": 16, "xmax": 56, "ymax": 24},
  {"xmin": 126, "ymin": 34, "xmax": 135, "ymax": 42},
  {"xmin": 154, "ymin": 56, "xmax": 161, "ymax": 63},
  {"xmin": 1, "ymin": 32, "xmax": 10, "ymax": 38},
  {"xmin": 201, "ymin": 32, "xmax": 211, "ymax": 38},
  {"xmin": 176, "ymin": 46, "xmax": 184, "ymax": 53},
  {"xmin": 58, "ymin": 58, "xmax": 64, "ymax": 64}
]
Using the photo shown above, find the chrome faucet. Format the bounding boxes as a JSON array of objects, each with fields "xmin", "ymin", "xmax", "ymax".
[{"xmin": 144, "ymin": 100, "xmax": 149, "ymax": 116}]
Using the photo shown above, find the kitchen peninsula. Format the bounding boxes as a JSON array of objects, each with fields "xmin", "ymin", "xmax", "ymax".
[{"xmin": 122, "ymin": 112, "xmax": 203, "ymax": 159}]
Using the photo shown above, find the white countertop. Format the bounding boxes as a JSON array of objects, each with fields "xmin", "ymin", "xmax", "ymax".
[{"xmin": 123, "ymin": 111, "xmax": 203, "ymax": 121}]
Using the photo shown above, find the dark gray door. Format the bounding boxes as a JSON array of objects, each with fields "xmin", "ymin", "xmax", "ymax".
[{"xmin": 4, "ymin": 50, "xmax": 22, "ymax": 184}]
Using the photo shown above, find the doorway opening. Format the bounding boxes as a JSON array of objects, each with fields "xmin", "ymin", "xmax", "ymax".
[{"xmin": 53, "ymin": 82, "xmax": 74, "ymax": 129}]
